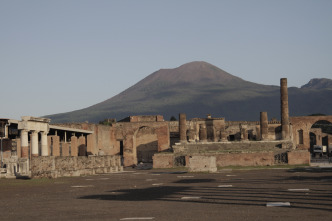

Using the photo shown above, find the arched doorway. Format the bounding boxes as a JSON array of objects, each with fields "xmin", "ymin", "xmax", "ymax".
[{"xmin": 135, "ymin": 126, "xmax": 158, "ymax": 164}]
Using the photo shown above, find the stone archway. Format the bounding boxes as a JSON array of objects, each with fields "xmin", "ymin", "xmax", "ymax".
[
  {"xmin": 134, "ymin": 126, "xmax": 159, "ymax": 164},
  {"xmin": 290, "ymin": 116, "xmax": 332, "ymax": 151}
]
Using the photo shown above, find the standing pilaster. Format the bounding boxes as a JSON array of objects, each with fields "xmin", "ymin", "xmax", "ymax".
[
  {"xmin": 41, "ymin": 131, "xmax": 48, "ymax": 156},
  {"xmin": 31, "ymin": 131, "xmax": 39, "ymax": 157},
  {"xmin": 199, "ymin": 124, "xmax": 207, "ymax": 142},
  {"xmin": 179, "ymin": 113, "xmax": 187, "ymax": 143},
  {"xmin": 20, "ymin": 130, "xmax": 29, "ymax": 158},
  {"xmin": 281, "ymin": 78, "xmax": 290, "ymax": 140},
  {"xmin": 260, "ymin": 112, "xmax": 269, "ymax": 140}
]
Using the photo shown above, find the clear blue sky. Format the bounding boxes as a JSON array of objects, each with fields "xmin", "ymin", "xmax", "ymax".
[{"xmin": 1, "ymin": 0, "xmax": 331, "ymax": 120}]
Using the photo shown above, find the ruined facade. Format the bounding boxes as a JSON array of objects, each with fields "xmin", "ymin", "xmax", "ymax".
[{"xmin": 1, "ymin": 78, "xmax": 332, "ymax": 177}]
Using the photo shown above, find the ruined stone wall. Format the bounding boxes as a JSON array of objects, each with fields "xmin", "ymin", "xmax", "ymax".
[
  {"xmin": 172, "ymin": 140, "xmax": 293, "ymax": 155},
  {"xmin": 30, "ymin": 155, "xmax": 123, "ymax": 178},
  {"xmin": 153, "ymin": 140, "xmax": 298, "ymax": 169},
  {"xmin": 216, "ymin": 152, "xmax": 275, "ymax": 167},
  {"xmin": 290, "ymin": 116, "xmax": 332, "ymax": 150},
  {"xmin": 288, "ymin": 151, "xmax": 310, "ymax": 165},
  {"xmin": 46, "ymin": 135, "xmax": 87, "ymax": 157},
  {"xmin": 152, "ymin": 153, "xmax": 174, "ymax": 168},
  {"xmin": 1, "ymin": 139, "xmax": 12, "ymax": 159},
  {"xmin": 56, "ymin": 121, "xmax": 170, "ymax": 166},
  {"xmin": 121, "ymin": 115, "xmax": 164, "ymax": 122}
]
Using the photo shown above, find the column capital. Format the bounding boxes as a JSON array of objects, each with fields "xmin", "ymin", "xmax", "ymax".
[{"xmin": 31, "ymin": 130, "xmax": 40, "ymax": 134}]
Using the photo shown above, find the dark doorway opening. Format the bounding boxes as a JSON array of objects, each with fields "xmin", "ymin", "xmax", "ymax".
[{"xmin": 119, "ymin": 140, "xmax": 124, "ymax": 166}]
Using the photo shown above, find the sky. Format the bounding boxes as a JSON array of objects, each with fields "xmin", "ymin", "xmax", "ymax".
[{"xmin": 1, "ymin": 0, "xmax": 331, "ymax": 120}]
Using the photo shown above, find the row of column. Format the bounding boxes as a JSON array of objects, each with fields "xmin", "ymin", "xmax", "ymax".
[
  {"xmin": 20, "ymin": 130, "xmax": 87, "ymax": 158},
  {"xmin": 21, "ymin": 130, "xmax": 48, "ymax": 158},
  {"xmin": 179, "ymin": 113, "xmax": 228, "ymax": 142}
]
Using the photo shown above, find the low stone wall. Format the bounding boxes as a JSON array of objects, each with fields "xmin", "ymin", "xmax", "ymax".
[
  {"xmin": 188, "ymin": 155, "xmax": 217, "ymax": 172},
  {"xmin": 173, "ymin": 140, "xmax": 293, "ymax": 154},
  {"xmin": 31, "ymin": 155, "xmax": 123, "ymax": 178},
  {"xmin": 152, "ymin": 153, "xmax": 174, "ymax": 168},
  {"xmin": 216, "ymin": 152, "xmax": 275, "ymax": 167},
  {"xmin": 288, "ymin": 151, "xmax": 310, "ymax": 165}
]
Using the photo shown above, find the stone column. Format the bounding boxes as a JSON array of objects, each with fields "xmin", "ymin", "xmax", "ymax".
[
  {"xmin": 41, "ymin": 131, "xmax": 48, "ymax": 156},
  {"xmin": 280, "ymin": 78, "xmax": 290, "ymax": 140},
  {"xmin": 221, "ymin": 131, "xmax": 227, "ymax": 141},
  {"xmin": 20, "ymin": 130, "xmax": 29, "ymax": 158},
  {"xmin": 199, "ymin": 124, "xmax": 207, "ymax": 142},
  {"xmin": 260, "ymin": 112, "xmax": 268, "ymax": 140},
  {"xmin": 179, "ymin": 113, "xmax": 187, "ymax": 143},
  {"xmin": 241, "ymin": 128, "xmax": 248, "ymax": 141},
  {"xmin": 31, "ymin": 131, "xmax": 39, "ymax": 157}
]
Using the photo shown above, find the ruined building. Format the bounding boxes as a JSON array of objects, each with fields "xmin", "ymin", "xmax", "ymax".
[{"xmin": 1, "ymin": 78, "xmax": 332, "ymax": 177}]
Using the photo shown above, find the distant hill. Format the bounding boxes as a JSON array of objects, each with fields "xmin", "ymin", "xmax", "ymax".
[
  {"xmin": 301, "ymin": 78, "xmax": 332, "ymax": 89},
  {"xmin": 45, "ymin": 61, "xmax": 332, "ymax": 123}
]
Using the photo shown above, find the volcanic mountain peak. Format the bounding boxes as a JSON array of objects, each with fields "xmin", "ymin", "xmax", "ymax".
[
  {"xmin": 45, "ymin": 61, "xmax": 332, "ymax": 123},
  {"xmin": 137, "ymin": 61, "xmax": 244, "ymax": 87}
]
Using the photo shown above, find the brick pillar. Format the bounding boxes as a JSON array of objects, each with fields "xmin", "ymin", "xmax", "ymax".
[
  {"xmin": 281, "ymin": 78, "xmax": 290, "ymax": 140},
  {"xmin": 62, "ymin": 143, "xmax": 70, "ymax": 156},
  {"xmin": 71, "ymin": 136, "xmax": 78, "ymax": 156},
  {"xmin": 52, "ymin": 136, "xmax": 60, "ymax": 156},
  {"xmin": 260, "ymin": 112, "xmax": 268, "ymax": 140},
  {"xmin": 179, "ymin": 113, "xmax": 187, "ymax": 143},
  {"xmin": 78, "ymin": 135, "xmax": 86, "ymax": 156},
  {"xmin": 87, "ymin": 134, "xmax": 94, "ymax": 155},
  {"xmin": 20, "ymin": 130, "xmax": 29, "ymax": 158},
  {"xmin": 199, "ymin": 124, "xmax": 207, "ymax": 142},
  {"xmin": 47, "ymin": 136, "xmax": 52, "ymax": 156}
]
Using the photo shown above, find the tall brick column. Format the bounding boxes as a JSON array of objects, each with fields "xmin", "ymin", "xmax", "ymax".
[
  {"xmin": 260, "ymin": 112, "xmax": 268, "ymax": 140},
  {"xmin": 280, "ymin": 78, "xmax": 290, "ymax": 140},
  {"xmin": 179, "ymin": 113, "xmax": 187, "ymax": 143}
]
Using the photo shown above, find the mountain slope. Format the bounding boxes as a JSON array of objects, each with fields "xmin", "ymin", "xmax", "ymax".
[
  {"xmin": 46, "ymin": 62, "xmax": 332, "ymax": 123},
  {"xmin": 301, "ymin": 78, "xmax": 332, "ymax": 89}
]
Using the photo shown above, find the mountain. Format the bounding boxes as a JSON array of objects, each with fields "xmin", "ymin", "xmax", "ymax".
[
  {"xmin": 46, "ymin": 61, "xmax": 332, "ymax": 123},
  {"xmin": 301, "ymin": 78, "xmax": 332, "ymax": 89}
]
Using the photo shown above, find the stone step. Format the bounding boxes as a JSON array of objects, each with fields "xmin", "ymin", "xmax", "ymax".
[{"xmin": 0, "ymin": 168, "xmax": 7, "ymax": 174}]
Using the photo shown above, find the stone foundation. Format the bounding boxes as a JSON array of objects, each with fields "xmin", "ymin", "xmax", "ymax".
[
  {"xmin": 288, "ymin": 151, "xmax": 310, "ymax": 165},
  {"xmin": 188, "ymin": 155, "xmax": 217, "ymax": 172},
  {"xmin": 152, "ymin": 153, "xmax": 174, "ymax": 168},
  {"xmin": 30, "ymin": 155, "xmax": 123, "ymax": 178}
]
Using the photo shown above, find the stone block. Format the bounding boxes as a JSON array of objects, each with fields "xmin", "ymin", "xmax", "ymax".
[
  {"xmin": 288, "ymin": 151, "xmax": 310, "ymax": 165},
  {"xmin": 153, "ymin": 154, "xmax": 174, "ymax": 168},
  {"xmin": 189, "ymin": 155, "xmax": 217, "ymax": 172},
  {"xmin": 216, "ymin": 152, "xmax": 275, "ymax": 167}
]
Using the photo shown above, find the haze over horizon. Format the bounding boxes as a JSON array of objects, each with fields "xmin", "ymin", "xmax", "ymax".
[{"xmin": 1, "ymin": 0, "xmax": 331, "ymax": 120}]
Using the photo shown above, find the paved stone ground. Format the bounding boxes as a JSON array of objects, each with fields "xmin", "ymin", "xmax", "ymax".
[{"xmin": 0, "ymin": 167, "xmax": 331, "ymax": 221}]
